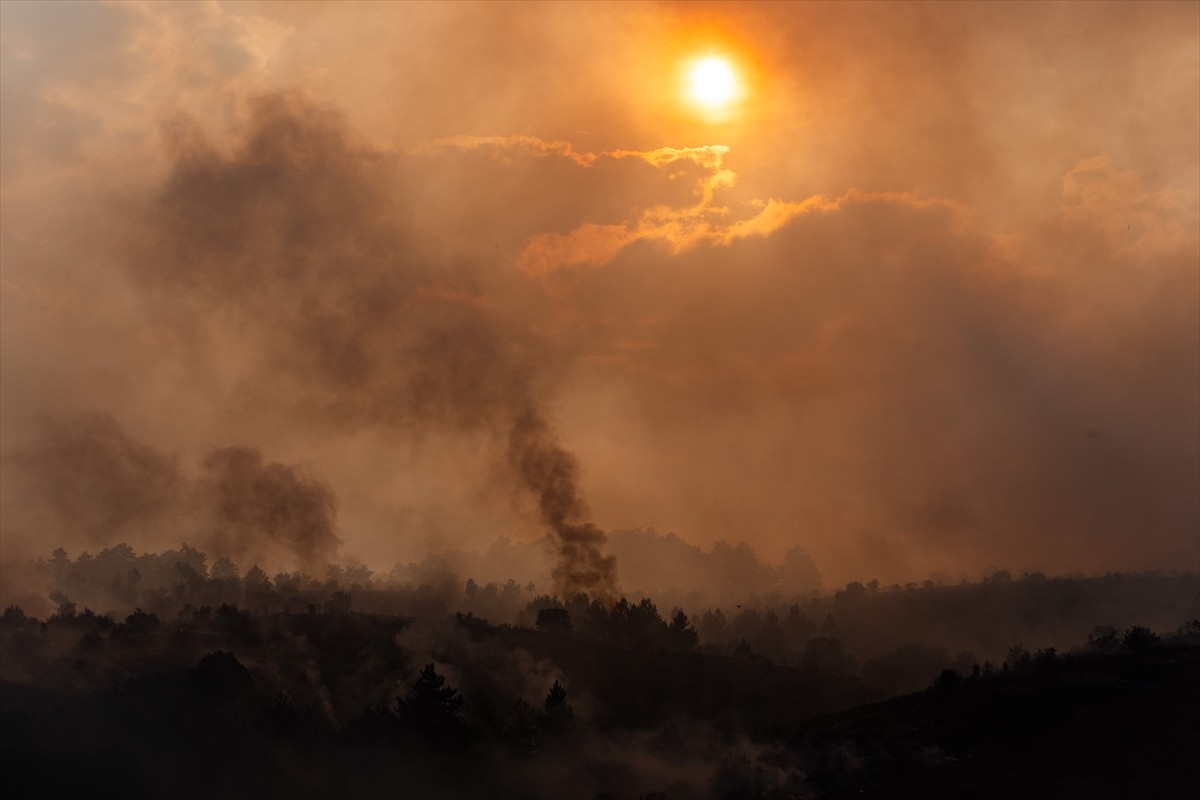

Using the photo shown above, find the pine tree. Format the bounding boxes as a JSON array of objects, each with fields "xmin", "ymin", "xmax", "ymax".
[
  {"xmin": 541, "ymin": 679, "xmax": 574, "ymax": 742},
  {"xmin": 396, "ymin": 663, "xmax": 464, "ymax": 740}
]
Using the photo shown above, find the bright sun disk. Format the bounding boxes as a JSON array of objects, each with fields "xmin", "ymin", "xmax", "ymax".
[{"xmin": 687, "ymin": 56, "xmax": 739, "ymax": 109}]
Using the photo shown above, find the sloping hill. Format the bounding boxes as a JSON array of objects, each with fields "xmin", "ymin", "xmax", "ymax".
[{"xmin": 799, "ymin": 646, "xmax": 1200, "ymax": 799}]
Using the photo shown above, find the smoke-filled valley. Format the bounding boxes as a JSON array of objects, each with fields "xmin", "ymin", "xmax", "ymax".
[{"xmin": 2, "ymin": 2, "xmax": 1198, "ymax": 798}]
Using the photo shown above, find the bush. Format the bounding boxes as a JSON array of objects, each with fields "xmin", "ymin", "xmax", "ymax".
[{"xmin": 1121, "ymin": 625, "xmax": 1159, "ymax": 652}]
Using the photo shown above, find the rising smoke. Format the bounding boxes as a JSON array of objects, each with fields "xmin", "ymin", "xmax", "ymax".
[
  {"xmin": 198, "ymin": 446, "xmax": 340, "ymax": 573},
  {"xmin": 130, "ymin": 94, "xmax": 617, "ymax": 596},
  {"xmin": 8, "ymin": 414, "xmax": 341, "ymax": 576},
  {"xmin": 508, "ymin": 408, "xmax": 617, "ymax": 599}
]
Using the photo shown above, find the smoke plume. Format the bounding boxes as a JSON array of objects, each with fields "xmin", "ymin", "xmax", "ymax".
[
  {"xmin": 198, "ymin": 446, "xmax": 340, "ymax": 574},
  {"xmin": 7, "ymin": 414, "xmax": 341, "ymax": 575},
  {"xmin": 134, "ymin": 94, "xmax": 617, "ymax": 596},
  {"xmin": 508, "ymin": 408, "xmax": 618, "ymax": 600}
]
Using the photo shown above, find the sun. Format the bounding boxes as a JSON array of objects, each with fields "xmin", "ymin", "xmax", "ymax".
[{"xmin": 686, "ymin": 56, "xmax": 739, "ymax": 109}]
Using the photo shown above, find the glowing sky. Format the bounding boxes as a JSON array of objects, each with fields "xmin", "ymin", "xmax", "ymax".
[{"xmin": 1, "ymin": 1, "xmax": 1197, "ymax": 588}]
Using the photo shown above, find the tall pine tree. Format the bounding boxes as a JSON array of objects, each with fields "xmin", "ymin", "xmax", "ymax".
[{"xmin": 396, "ymin": 663, "xmax": 464, "ymax": 740}]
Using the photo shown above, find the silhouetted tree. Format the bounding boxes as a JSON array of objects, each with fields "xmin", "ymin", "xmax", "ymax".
[
  {"xmin": 1, "ymin": 605, "xmax": 31, "ymax": 629},
  {"xmin": 1122, "ymin": 625, "xmax": 1159, "ymax": 651},
  {"xmin": 1034, "ymin": 647, "xmax": 1060, "ymax": 678},
  {"xmin": 733, "ymin": 637, "xmax": 765, "ymax": 662},
  {"xmin": 541, "ymin": 679, "xmax": 574, "ymax": 742},
  {"xmin": 210, "ymin": 556, "xmax": 240, "ymax": 582},
  {"xmin": 396, "ymin": 663, "xmax": 464, "ymax": 740},
  {"xmin": 835, "ymin": 581, "xmax": 867, "ymax": 605},
  {"xmin": 1004, "ymin": 645, "xmax": 1032, "ymax": 671},
  {"xmin": 114, "ymin": 608, "xmax": 159, "ymax": 641},
  {"xmin": 754, "ymin": 609, "xmax": 788, "ymax": 663},
  {"xmin": 698, "ymin": 608, "xmax": 728, "ymax": 644},
  {"xmin": 263, "ymin": 691, "xmax": 300, "ymax": 735},
  {"xmin": 44, "ymin": 547, "xmax": 71, "ymax": 579},
  {"xmin": 933, "ymin": 668, "xmax": 962, "ymax": 691},
  {"xmin": 1173, "ymin": 619, "xmax": 1200, "ymax": 643},
  {"xmin": 667, "ymin": 609, "xmax": 700, "ymax": 651},
  {"xmin": 730, "ymin": 607, "xmax": 763, "ymax": 643},
  {"xmin": 626, "ymin": 598, "xmax": 666, "ymax": 650},
  {"xmin": 175, "ymin": 561, "xmax": 205, "ymax": 593},
  {"xmin": 244, "ymin": 566, "xmax": 270, "ymax": 591},
  {"xmin": 1087, "ymin": 624, "xmax": 1120, "ymax": 651},
  {"xmin": 784, "ymin": 604, "xmax": 815, "ymax": 643},
  {"xmin": 214, "ymin": 603, "xmax": 259, "ymax": 643},
  {"xmin": 777, "ymin": 545, "xmax": 821, "ymax": 594}
]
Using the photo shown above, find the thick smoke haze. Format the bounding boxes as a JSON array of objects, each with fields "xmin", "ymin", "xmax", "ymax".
[
  {"xmin": 2, "ymin": 1, "xmax": 1197, "ymax": 597},
  {"xmin": 7, "ymin": 414, "xmax": 339, "ymax": 575}
]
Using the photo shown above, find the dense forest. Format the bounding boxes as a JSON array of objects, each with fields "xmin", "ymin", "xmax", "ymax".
[{"xmin": 2, "ymin": 543, "xmax": 1197, "ymax": 798}]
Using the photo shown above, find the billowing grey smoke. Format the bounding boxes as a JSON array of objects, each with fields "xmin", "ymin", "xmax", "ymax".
[
  {"xmin": 199, "ymin": 446, "xmax": 339, "ymax": 573},
  {"xmin": 10, "ymin": 414, "xmax": 182, "ymax": 545},
  {"xmin": 135, "ymin": 94, "xmax": 617, "ymax": 597},
  {"xmin": 9, "ymin": 415, "xmax": 339, "ymax": 573}
]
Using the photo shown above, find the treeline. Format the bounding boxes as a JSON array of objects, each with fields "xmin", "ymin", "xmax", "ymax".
[
  {"xmin": 27, "ymin": 543, "xmax": 1199, "ymax": 695},
  {"xmin": 358, "ymin": 527, "xmax": 822, "ymax": 615},
  {"xmin": 5, "ymin": 541, "xmax": 1196, "ymax": 799},
  {"xmin": 3, "ymin": 593, "xmax": 1198, "ymax": 800},
  {"xmin": 682, "ymin": 570, "xmax": 1199, "ymax": 665},
  {"xmin": 509, "ymin": 577, "xmax": 1197, "ymax": 697},
  {"xmin": 31, "ymin": 542, "xmax": 539, "ymax": 622}
]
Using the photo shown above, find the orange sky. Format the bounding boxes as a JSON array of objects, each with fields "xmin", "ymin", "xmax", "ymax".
[{"xmin": 2, "ymin": 1, "xmax": 1197, "ymax": 587}]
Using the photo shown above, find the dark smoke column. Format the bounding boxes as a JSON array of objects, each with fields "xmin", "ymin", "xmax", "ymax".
[
  {"xmin": 129, "ymin": 95, "xmax": 621, "ymax": 599},
  {"xmin": 508, "ymin": 408, "xmax": 618, "ymax": 601}
]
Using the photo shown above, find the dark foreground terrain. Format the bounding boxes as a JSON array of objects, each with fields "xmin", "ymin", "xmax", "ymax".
[
  {"xmin": 804, "ymin": 644, "xmax": 1200, "ymax": 799},
  {"xmin": 2, "ymin": 599, "xmax": 1197, "ymax": 800}
]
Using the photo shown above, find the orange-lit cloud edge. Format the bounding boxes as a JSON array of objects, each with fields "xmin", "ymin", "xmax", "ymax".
[{"xmin": 419, "ymin": 133, "xmax": 969, "ymax": 277}]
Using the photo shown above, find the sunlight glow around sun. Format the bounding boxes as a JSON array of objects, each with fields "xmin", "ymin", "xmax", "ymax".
[{"xmin": 686, "ymin": 56, "xmax": 739, "ymax": 109}]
